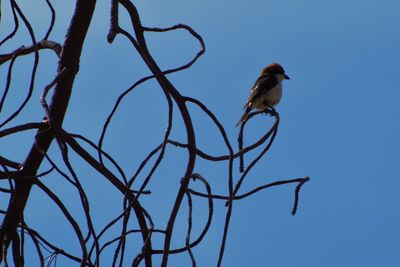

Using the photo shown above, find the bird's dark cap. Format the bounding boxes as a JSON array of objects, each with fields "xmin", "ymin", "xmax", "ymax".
[{"xmin": 261, "ymin": 63, "xmax": 289, "ymax": 79}]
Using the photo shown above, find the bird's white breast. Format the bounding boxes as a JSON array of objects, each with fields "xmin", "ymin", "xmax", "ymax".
[{"xmin": 253, "ymin": 82, "xmax": 283, "ymax": 109}]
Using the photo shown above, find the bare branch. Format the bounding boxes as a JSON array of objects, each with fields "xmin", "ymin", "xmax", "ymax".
[
  {"xmin": 0, "ymin": 40, "xmax": 61, "ymax": 65},
  {"xmin": 0, "ymin": 0, "xmax": 97, "ymax": 263}
]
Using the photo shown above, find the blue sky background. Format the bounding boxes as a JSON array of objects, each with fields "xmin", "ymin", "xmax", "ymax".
[{"xmin": 1, "ymin": 0, "xmax": 399, "ymax": 266}]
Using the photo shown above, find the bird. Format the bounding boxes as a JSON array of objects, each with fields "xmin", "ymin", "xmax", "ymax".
[{"xmin": 236, "ymin": 63, "xmax": 290, "ymax": 126}]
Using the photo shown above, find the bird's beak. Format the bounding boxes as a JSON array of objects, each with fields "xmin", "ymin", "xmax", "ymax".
[{"xmin": 284, "ymin": 74, "xmax": 290, "ymax": 80}]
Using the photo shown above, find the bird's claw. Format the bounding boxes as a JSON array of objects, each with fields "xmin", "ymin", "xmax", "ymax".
[{"xmin": 262, "ymin": 107, "xmax": 277, "ymax": 117}]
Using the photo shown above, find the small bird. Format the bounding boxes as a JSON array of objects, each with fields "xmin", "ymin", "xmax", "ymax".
[{"xmin": 237, "ymin": 63, "xmax": 290, "ymax": 126}]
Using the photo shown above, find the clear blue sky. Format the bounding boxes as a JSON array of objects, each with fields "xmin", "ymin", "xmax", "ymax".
[{"xmin": 1, "ymin": 0, "xmax": 399, "ymax": 266}]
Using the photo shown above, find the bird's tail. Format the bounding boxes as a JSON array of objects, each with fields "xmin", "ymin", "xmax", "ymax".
[{"xmin": 236, "ymin": 106, "xmax": 251, "ymax": 127}]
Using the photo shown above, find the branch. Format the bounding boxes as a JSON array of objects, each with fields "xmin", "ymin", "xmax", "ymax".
[
  {"xmin": 117, "ymin": 1, "xmax": 202, "ymax": 265},
  {"xmin": 0, "ymin": 0, "xmax": 97, "ymax": 263},
  {"xmin": 61, "ymin": 131, "xmax": 153, "ymax": 267},
  {"xmin": 0, "ymin": 40, "xmax": 61, "ymax": 65}
]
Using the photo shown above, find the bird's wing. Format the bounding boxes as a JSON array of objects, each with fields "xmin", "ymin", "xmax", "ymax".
[{"xmin": 244, "ymin": 74, "xmax": 277, "ymax": 109}]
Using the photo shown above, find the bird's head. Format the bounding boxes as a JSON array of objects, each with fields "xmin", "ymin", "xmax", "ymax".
[{"xmin": 261, "ymin": 63, "xmax": 290, "ymax": 81}]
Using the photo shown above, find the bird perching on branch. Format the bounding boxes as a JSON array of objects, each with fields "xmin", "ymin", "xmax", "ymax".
[{"xmin": 237, "ymin": 63, "xmax": 290, "ymax": 126}]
